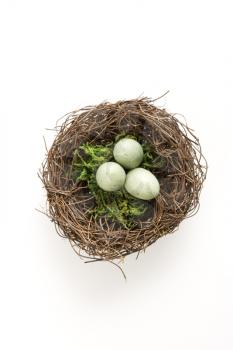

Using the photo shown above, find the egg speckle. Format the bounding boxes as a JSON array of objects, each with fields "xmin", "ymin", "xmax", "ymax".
[
  {"xmin": 125, "ymin": 168, "xmax": 160, "ymax": 200},
  {"xmin": 96, "ymin": 162, "xmax": 126, "ymax": 192},
  {"xmin": 113, "ymin": 138, "xmax": 143, "ymax": 169}
]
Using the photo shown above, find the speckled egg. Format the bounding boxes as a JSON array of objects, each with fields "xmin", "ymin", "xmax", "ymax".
[
  {"xmin": 113, "ymin": 138, "xmax": 143, "ymax": 169},
  {"xmin": 125, "ymin": 168, "xmax": 160, "ymax": 200},
  {"xmin": 96, "ymin": 162, "xmax": 126, "ymax": 192}
]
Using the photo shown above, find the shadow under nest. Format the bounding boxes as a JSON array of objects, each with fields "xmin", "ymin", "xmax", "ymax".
[{"xmin": 41, "ymin": 97, "xmax": 207, "ymax": 262}]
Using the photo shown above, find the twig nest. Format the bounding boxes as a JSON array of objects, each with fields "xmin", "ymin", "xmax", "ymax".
[
  {"xmin": 40, "ymin": 97, "xmax": 207, "ymax": 261},
  {"xmin": 125, "ymin": 168, "xmax": 160, "ymax": 200}
]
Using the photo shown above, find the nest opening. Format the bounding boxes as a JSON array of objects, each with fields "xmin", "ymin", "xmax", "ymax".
[{"xmin": 41, "ymin": 97, "xmax": 207, "ymax": 261}]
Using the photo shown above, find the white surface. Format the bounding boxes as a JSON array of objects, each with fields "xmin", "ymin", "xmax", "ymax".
[{"xmin": 1, "ymin": 1, "xmax": 233, "ymax": 349}]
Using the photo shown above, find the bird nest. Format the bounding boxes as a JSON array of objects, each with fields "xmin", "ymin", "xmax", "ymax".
[{"xmin": 40, "ymin": 97, "xmax": 207, "ymax": 262}]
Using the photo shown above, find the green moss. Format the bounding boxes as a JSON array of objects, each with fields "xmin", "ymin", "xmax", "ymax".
[
  {"xmin": 71, "ymin": 135, "xmax": 165, "ymax": 229},
  {"xmin": 141, "ymin": 142, "xmax": 166, "ymax": 170}
]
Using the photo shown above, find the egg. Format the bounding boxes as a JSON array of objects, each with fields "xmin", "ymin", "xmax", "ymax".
[
  {"xmin": 96, "ymin": 162, "xmax": 126, "ymax": 192},
  {"xmin": 113, "ymin": 138, "xmax": 143, "ymax": 169},
  {"xmin": 125, "ymin": 168, "xmax": 160, "ymax": 200}
]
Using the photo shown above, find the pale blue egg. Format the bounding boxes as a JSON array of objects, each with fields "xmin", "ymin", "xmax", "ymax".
[
  {"xmin": 113, "ymin": 138, "xmax": 143, "ymax": 169},
  {"xmin": 96, "ymin": 162, "xmax": 126, "ymax": 192},
  {"xmin": 125, "ymin": 168, "xmax": 160, "ymax": 200}
]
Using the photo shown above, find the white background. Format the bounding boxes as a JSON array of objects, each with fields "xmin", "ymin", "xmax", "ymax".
[{"xmin": 1, "ymin": 1, "xmax": 233, "ymax": 349}]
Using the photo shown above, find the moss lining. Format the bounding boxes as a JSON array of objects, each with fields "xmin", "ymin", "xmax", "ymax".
[{"xmin": 71, "ymin": 135, "xmax": 165, "ymax": 229}]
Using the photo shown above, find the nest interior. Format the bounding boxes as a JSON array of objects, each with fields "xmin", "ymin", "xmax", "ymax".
[{"xmin": 41, "ymin": 97, "xmax": 207, "ymax": 261}]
